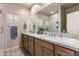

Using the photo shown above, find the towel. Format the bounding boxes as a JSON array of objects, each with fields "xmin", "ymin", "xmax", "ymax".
[{"xmin": 10, "ymin": 26, "xmax": 17, "ymax": 39}]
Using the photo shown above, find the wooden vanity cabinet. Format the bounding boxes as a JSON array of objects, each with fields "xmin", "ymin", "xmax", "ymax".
[
  {"xmin": 43, "ymin": 47, "xmax": 54, "ymax": 56},
  {"xmin": 35, "ymin": 43, "xmax": 44, "ymax": 56},
  {"xmin": 55, "ymin": 45, "xmax": 75, "ymax": 56},
  {"xmin": 22, "ymin": 34, "xmax": 29, "ymax": 53},
  {"xmin": 21, "ymin": 34, "xmax": 79, "ymax": 56},
  {"xmin": 35, "ymin": 43, "xmax": 54, "ymax": 56},
  {"xmin": 75, "ymin": 52, "xmax": 79, "ymax": 56},
  {"xmin": 35, "ymin": 39, "xmax": 54, "ymax": 51},
  {"xmin": 35, "ymin": 39, "xmax": 54, "ymax": 56},
  {"xmin": 29, "ymin": 37, "xmax": 35, "ymax": 56}
]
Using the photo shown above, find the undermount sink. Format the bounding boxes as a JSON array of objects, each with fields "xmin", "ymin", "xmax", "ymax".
[{"xmin": 46, "ymin": 35, "xmax": 75, "ymax": 44}]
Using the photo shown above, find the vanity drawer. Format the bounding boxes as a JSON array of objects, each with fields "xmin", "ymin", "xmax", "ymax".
[
  {"xmin": 35, "ymin": 39, "xmax": 54, "ymax": 51},
  {"xmin": 55, "ymin": 45, "xmax": 75, "ymax": 56},
  {"xmin": 43, "ymin": 47, "xmax": 54, "ymax": 56}
]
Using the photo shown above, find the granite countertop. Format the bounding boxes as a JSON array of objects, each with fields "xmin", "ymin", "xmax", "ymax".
[{"xmin": 23, "ymin": 32, "xmax": 79, "ymax": 52}]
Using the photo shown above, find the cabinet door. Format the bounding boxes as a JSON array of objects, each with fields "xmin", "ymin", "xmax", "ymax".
[
  {"xmin": 25, "ymin": 36, "xmax": 29, "ymax": 52},
  {"xmin": 21, "ymin": 34, "xmax": 24, "ymax": 47},
  {"xmin": 76, "ymin": 52, "xmax": 79, "ymax": 56},
  {"xmin": 29, "ymin": 37, "xmax": 34, "ymax": 49},
  {"xmin": 43, "ymin": 47, "xmax": 54, "ymax": 56},
  {"xmin": 35, "ymin": 43, "xmax": 43, "ymax": 56},
  {"xmin": 29, "ymin": 37, "xmax": 34, "ymax": 55},
  {"xmin": 55, "ymin": 45, "xmax": 75, "ymax": 56},
  {"xmin": 23, "ymin": 35, "xmax": 26, "ymax": 49},
  {"xmin": 29, "ymin": 48, "xmax": 34, "ymax": 56},
  {"xmin": 35, "ymin": 39, "xmax": 54, "ymax": 51},
  {"xmin": 23, "ymin": 35, "xmax": 29, "ymax": 52}
]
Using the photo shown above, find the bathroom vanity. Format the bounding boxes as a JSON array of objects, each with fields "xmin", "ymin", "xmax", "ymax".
[{"xmin": 21, "ymin": 33, "xmax": 79, "ymax": 56}]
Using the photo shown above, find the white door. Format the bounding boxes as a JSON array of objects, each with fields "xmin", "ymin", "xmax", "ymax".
[{"xmin": 0, "ymin": 10, "xmax": 4, "ymax": 55}]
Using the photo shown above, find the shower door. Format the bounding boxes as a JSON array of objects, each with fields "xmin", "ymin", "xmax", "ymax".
[{"xmin": 0, "ymin": 10, "xmax": 19, "ymax": 56}]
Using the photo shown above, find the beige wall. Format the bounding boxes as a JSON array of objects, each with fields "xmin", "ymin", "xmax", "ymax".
[
  {"xmin": 0, "ymin": 4, "xmax": 30, "ymax": 50},
  {"xmin": 59, "ymin": 6, "xmax": 67, "ymax": 32}
]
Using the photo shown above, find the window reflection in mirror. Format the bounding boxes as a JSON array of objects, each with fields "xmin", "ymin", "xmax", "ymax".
[{"xmin": 67, "ymin": 10, "xmax": 79, "ymax": 35}]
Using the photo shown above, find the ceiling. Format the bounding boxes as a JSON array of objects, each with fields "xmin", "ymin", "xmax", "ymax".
[
  {"xmin": 38, "ymin": 3, "xmax": 79, "ymax": 15},
  {"xmin": 18, "ymin": 3, "xmax": 35, "ymax": 8},
  {"xmin": 18, "ymin": 3, "xmax": 46, "ymax": 8},
  {"xmin": 18, "ymin": 3, "xmax": 79, "ymax": 15},
  {"xmin": 60, "ymin": 3, "xmax": 79, "ymax": 9},
  {"xmin": 39, "ymin": 3, "xmax": 58, "ymax": 15}
]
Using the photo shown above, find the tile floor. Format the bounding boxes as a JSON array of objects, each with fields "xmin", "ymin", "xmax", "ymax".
[{"xmin": 0, "ymin": 48, "xmax": 29, "ymax": 56}]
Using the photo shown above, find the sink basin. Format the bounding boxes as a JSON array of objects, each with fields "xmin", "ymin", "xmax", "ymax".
[
  {"xmin": 60, "ymin": 37, "xmax": 76, "ymax": 44},
  {"xmin": 48, "ymin": 36, "xmax": 76, "ymax": 44},
  {"xmin": 36, "ymin": 33, "xmax": 76, "ymax": 44}
]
